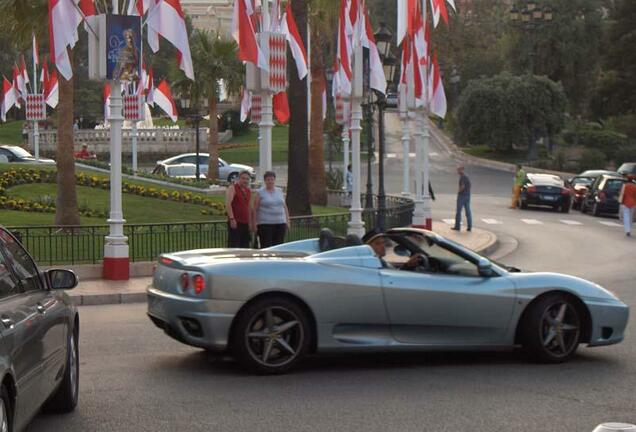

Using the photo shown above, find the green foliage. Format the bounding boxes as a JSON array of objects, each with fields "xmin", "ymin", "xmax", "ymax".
[
  {"xmin": 614, "ymin": 146, "xmax": 636, "ymax": 166},
  {"xmin": 456, "ymin": 73, "xmax": 567, "ymax": 151},
  {"xmin": 221, "ymin": 109, "xmax": 250, "ymax": 136},
  {"xmin": 569, "ymin": 129, "xmax": 628, "ymax": 161},
  {"xmin": 578, "ymin": 148, "xmax": 607, "ymax": 172}
]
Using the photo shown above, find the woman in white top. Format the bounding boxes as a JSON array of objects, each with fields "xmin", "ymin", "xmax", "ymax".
[{"xmin": 252, "ymin": 171, "xmax": 290, "ymax": 248}]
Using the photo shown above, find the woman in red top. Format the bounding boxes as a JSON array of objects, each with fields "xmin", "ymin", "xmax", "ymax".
[
  {"xmin": 225, "ymin": 171, "xmax": 253, "ymax": 247},
  {"xmin": 619, "ymin": 180, "xmax": 636, "ymax": 237}
]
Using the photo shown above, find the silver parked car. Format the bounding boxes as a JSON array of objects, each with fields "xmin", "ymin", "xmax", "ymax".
[
  {"xmin": 147, "ymin": 228, "xmax": 628, "ymax": 374},
  {"xmin": 0, "ymin": 146, "xmax": 56, "ymax": 165},
  {"xmin": 152, "ymin": 153, "xmax": 255, "ymax": 182},
  {"xmin": 0, "ymin": 227, "xmax": 79, "ymax": 431}
]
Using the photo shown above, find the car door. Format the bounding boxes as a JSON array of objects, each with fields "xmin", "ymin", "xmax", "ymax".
[
  {"xmin": 0, "ymin": 230, "xmax": 67, "ymax": 405},
  {"xmin": 0, "ymin": 242, "xmax": 45, "ymax": 426},
  {"xmin": 381, "ymin": 239, "xmax": 516, "ymax": 346}
]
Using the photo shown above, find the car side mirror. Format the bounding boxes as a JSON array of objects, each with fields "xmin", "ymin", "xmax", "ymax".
[
  {"xmin": 477, "ymin": 258, "xmax": 493, "ymax": 277},
  {"xmin": 47, "ymin": 269, "xmax": 78, "ymax": 290}
]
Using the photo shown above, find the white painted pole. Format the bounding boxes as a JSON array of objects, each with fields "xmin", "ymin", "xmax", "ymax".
[
  {"xmin": 412, "ymin": 110, "xmax": 425, "ymax": 227},
  {"xmin": 348, "ymin": 44, "xmax": 365, "ymax": 237},
  {"xmin": 422, "ymin": 113, "xmax": 432, "ymax": 229},
  {"xmin": 342, "ymin": 125, "xmax": 349, "ymax": 190},
  {"xmin": 104, "ymin": 79, "xmax": 129, "ymax": 279},
  {"xmin": 258, "ymin": 0, "xmax": 273, "ymax": 175},
  {"xmin": 112, "ymin": 0, "xmax": 119, "ymax": 14},
  {"xmin": 32, "ymin": 34, "xmax": 40, "ymax": 162},
  {"xmin": 306, "ymin": 21, "xmax": 311, "ymax": 146},
  {"xmin": 132, "ymin": 121, "xmax": 138, "ymax": 173},
  {"xmin": 399, "ymin": 84, "xmax": 409, "ymax": 196}
]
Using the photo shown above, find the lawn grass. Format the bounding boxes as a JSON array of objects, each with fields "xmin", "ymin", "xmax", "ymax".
[
  {"xmin": 0, "ymin": 121, "xmax": 24, "ymax": 146},
  {"xmin": 221, "ymin": 126, "xmax": 290, "ymax": 164}
]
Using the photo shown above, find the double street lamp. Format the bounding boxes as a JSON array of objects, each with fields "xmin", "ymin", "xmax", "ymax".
[
  {"xmin": 373, "ymin": 22, "xmax": 398, "ymax": 230},
  {"xmin": 180, "ymin": 97, "xmax": 204, "ymax": 181},
  {"xmin": 509, "ymin": 1, "xmax": 554, "ymax": 74}
]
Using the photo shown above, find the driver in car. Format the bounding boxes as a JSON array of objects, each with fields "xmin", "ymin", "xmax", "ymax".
[{"xmin": 362, "ymin": 229, "xmax": 423, "ymax": 270}]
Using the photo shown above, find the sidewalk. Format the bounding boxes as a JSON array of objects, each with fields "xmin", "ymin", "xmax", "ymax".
[{"xmin": 66, "ymin": 224, "xmax": 498, "ymax": 306}]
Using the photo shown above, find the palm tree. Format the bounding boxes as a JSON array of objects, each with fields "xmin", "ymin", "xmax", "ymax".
[
  {"xmin": 307, "ymin": 0, "xmax": 338, "ymax": 205},
  {"xmin": 286, "ymin": 0, "xmax": 312, "ymax": 216},
  {"xmin": 176, "ymin": 30, "xmax": 243, "ymax": 181},
  {"xmin": 1, "ymin": 1, "xmax": 81, "ymax": 226}
]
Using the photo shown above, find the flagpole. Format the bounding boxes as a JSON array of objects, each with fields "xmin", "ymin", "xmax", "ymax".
[
  {"xmin": 306, "ymin": 21, "xmax": 311, "ymax": 148},
  {"xmin": 260, "ymin": 0, "xmax": 273, "ymax": 174},
  {"xmin": 347, "ymin": 43, "xmax": 365, "ymax": 237},
  {"xmin": 399, "ymin": 84, "xmax": 409, "ymax": 196}
]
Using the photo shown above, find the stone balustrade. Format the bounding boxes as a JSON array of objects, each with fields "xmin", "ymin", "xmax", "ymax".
[{"xmin": 28, "ymin": 128, "xmax": 234, "ymax": 159}]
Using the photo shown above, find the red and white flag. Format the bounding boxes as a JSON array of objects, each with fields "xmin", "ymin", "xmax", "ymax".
[
  {"xmin": 103, "ymin": 82, "xmax": 111, "ymax": 121},
  {"xmin": 48, "ymin": 0, "xmax": 83, "ymax": 80},
  {"xmin": 146, "ymin": 0, "xmax": 194, "ymax": 80},
  {"xmin": 360, "ymin": 4, "xmax": 386, "ymax": 94},
  {"xmin": 145, "ymin": 66, "xmax": 155, "ymax": 106},
  {"xmin": 430, "ymin": 0, "xmax": 455, "ymax": 28},
  {"xmin": 272, "ymin": 91, "xmax": 290, "ymax": 124},
  {"xmin": 127, "ymin": 0, "xmax": 153, "ymax": 15},
  {"xmin": 20, "ymin": 56, "xmax": 30, "ymax": 87},
  {"xmin": 45, "ymin": 69, "xmax": 59, "ymax": 108},
  {"xmin": 335, "ymin": 0, "xmax": 353, "ymax": 95},
  {"xmin": 153, "ymin": 79, "xmax": 178, "ymax": 122},
  {"xmin": 428, "ymin": 52, "xmax": 446, "ymax": 118},
  {"xmin": 281, "ymin": 3, "xmax": 307, "ymax": 79},
  {"xmin": 232, "ymin": 0, "xmax": 268, "ymax": 70},
  {"xmin": 1, "ymin": 76, "xmax": 20, "ymax": 122},
  {"xmin": 13, "ymin": 65, "xmax": 26, "ymax": 99},
  {"xmin": 240, "ymin": 88, "xmax": 251, "ymax": 122}
]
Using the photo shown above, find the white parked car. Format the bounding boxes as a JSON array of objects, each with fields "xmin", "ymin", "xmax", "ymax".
[
  {"xmin": 152, "ymin": 153, "xmax": 255, "ymax": 182},
  {"xmin": 0, "ymin": 145, "xmax": 56, "ymax": 165}
]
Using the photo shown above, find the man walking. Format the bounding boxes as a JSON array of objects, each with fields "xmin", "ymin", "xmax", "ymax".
[
  {"xmin": 451, "ymin": 165, "xmax": 472, "ymax": 232},
  {"xmin": 511, "ymin": 164, "xmax": 525, "ymax": 208},
  {"xmin": 619, "ymin": 179, "xmax": 636, "ymax": 237}
]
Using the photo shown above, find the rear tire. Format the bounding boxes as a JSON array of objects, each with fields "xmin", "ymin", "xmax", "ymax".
[
  {"xmin": 232, "ymin": 296, "xmax": 311, "ymax": 374},
  {"xmin": 520, "ymin": 293, "xmax": 582, "ymax": 363},
  {"xmin": 0, "ymin": 384, "xmax": 12, "ymax": 432},
  {"xmin": 560, "ymin": 202, "xmax": 570, "ymax": 213},
  {"xmin": 44, "ymin": 326, "xmax": 79, "ymax": 413}
]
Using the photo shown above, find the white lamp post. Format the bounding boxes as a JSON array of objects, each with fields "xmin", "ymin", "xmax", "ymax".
[
  {"xmin": 347, "ymin": 44, "xmax": 365, "ymax": 237},
  {"xmin": 103, "ymin": 79, "xmax": 129, "ymax": 279}
]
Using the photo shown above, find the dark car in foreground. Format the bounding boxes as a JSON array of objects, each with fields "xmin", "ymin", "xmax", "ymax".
[
  {"xmin": 147, "ymin": 228, "xmax": 628, "ymax": 374},
  {"xmin": 519, "ymin": 173, "xmax": 572, "ymax": 212},
  {"xmin": 0, "ymin": 227, "xmax": 79, "ymax": 431},
  {"xmin": 567, "ymin": 170, "xmax": 619, "ymax": 210},
  {"xmin": 618, "ymin": 162, "xmax": 636, "ymax": 181},
  {"xmin": 581, "ymin": 174, "xmax": 626, "ymax": 216}
]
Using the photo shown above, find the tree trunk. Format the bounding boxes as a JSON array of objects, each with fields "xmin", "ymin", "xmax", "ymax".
[
  {"xmin": 308, "ymin": 61, "xmax": 327, "ymax": 205},
  {"xmin": 207, "ymin": 93, "xmax": 220, "ymax": 181},
  {"xmin": 55, "ymin": 49, "xmax": 80, "ymax": 226},
  {"xmin": 285, "ymin": 0, "xmax": 311, "ymax": 216}
]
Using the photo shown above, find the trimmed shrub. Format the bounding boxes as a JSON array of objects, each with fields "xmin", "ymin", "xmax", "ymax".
[{"xmin": 578, "ymin": 149, "xmax": 608, "ymax": 172}]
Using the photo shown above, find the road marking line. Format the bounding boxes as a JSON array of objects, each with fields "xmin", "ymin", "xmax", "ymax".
[
  {"xmin": 408, "ymin": 152, "xmax": 416, "ymax": 158},
  {"xmin": 521, "ymin": 219, "xmax": 543, "ymax": 225},
  {"xmin": 387, "ymin": 153, "xmax": 397, "ymax": 158},
  {"xmin": 442, "ymin": 219, "xmax": 455, "ymax": 225},
  {"xmin": 560, "ymin": 220, "xmax": 583, "ymax": 225},
  {"xmin": 482, "ymin": 218, "xmax": 502, "ymax": 224},
  {"xmin": 598, "ymin": 221, "xmax": 622, "ymax": 227}
]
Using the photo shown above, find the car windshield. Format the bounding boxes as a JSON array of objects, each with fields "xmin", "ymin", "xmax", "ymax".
[
  {"xmin": 572, "ymin": 177, "xmax": 594, "ymax": 186},
  {"xmin": 619, "ymin": 163, "xmax": 635, "ymax": 173},
  {"xmin": 10, "ymin": 147, "xmax": 32, "ymax": 158}
]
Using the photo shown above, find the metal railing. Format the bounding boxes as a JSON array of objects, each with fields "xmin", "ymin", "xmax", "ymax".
[{"xmin": 8, "ymin": 194, "xmax": 413, "ymax": 265}]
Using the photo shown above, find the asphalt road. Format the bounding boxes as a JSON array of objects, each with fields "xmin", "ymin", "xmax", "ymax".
[{"xmin": 26, "ymin": 112, "xmax": 636, "ymax": 432}]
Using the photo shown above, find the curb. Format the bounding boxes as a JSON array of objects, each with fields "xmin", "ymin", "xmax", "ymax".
[{"xmin": 429, "ymin": 122, "xmax": 575, "ymax": 178}]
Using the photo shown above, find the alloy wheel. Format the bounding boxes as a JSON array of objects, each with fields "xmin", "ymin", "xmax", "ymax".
[
  {"xmin": 70, "ymin": 335, "xmax": 78, "ymax": 402},
  {"xmin": 540, "ymin": 302, "xmax": 581, "ymax": 358},
  {"xmin": 244, "ymin": 306, "xmax": 304, "ymax": 368}
]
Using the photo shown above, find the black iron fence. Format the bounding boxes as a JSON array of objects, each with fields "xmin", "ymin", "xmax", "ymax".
[{"xmin": 8, "ymin": 194, "xmax": 413, "ymax": 265}]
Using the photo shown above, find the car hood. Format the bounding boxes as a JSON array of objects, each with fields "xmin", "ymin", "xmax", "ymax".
[{"xmin": 509, "ymin": 271, "xmax": 623, "ymax": 303}]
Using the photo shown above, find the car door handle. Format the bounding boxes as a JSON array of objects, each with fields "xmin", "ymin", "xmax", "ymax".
[{"xmin": 1, "ymin": 317, "xmax": 14, "ymax": 328}]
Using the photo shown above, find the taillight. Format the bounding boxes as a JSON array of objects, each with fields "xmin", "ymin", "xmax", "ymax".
[
  {"xmin": 561, "ymin": 188, "xmax": 570, "ymax": 195},
  {"xmin": 180, "ymin": 273, "xmax": 189, "ymax": 291},
  {"xmin": 192, "ymin": 275, "xmax": 205, "ymax": 295},
  {"xmin": 160, "ymin": 257, "xmax": 174, "ymax": 265},
  {"xmin": 598, "ymin": 191, "xmax": 606, "ymax": 201},
  {"xmin": 527, "ymin": 186, "xmax": 537, "ymax": 193}
]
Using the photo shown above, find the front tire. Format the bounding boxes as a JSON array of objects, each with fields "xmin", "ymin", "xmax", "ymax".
[
  {"xmin": 520, "ymin": 294, "xmax": 582, "ymax": 363},
  {"xmin": 227, "ymin": 172, "xmax": 239, "ymax": 183},
  {"xmin": 0, "ymin": 384, "xmax": 12, "ymax": 432},
  {"xmin": 44, "ymin": 326, "xmax": 79, "ymax": 413},
  {"xmin": 232, "ymin": 296, "xmax": 311, "ymax": 374}
]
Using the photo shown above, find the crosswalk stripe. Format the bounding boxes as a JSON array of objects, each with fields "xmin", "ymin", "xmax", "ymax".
[
  {"xmin": 560, "ymin": 220, "xmax": 583, "ymax": 226},
  {"xmin": 521, "ymin": 219, "xmax": 543, "ymax": 225},
  {"xmin": 598, "ymin": 221, "xmax": 622, "ymax": 227},
  {"xmin": 481, "ymin": 218, "xmax": 502, "ymax": 224},
  {"xmin": 442, "ymin": 219, "xmax": 455, "ymax": 225}
]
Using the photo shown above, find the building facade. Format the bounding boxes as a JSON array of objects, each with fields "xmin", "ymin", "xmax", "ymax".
[{"xmin": 181, "ymin": 0, "xmax": 234, "ymax": 38}]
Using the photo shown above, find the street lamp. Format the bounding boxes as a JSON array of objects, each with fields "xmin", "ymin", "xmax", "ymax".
[
  {"xmin": 509, "ymin": 0, "xmax": 556, "ymax": 74},
  {"xmin": 374, "ymin": 22, "xmax": 397, "ymax": 230},
  {"xmin": 363, "ymin": 50, "xmax": 375, "ymax": 211},
  {"xmin": 180, "ymin": 97, "xmax": 204, "ymax": 181}
]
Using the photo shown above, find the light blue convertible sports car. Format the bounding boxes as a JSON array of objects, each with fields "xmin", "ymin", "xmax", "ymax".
[{"xmin": 147, "ymin": 228, "xmax": 629, "ymax": 374}]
